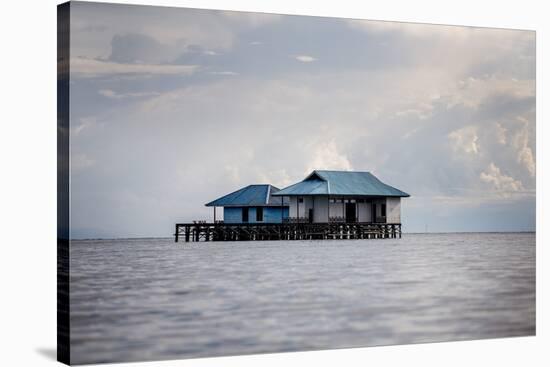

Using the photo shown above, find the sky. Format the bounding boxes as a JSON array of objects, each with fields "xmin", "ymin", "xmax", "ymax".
[{"xmin": 67, "ymin": 1, "xmax": 536, "ymax": 238}]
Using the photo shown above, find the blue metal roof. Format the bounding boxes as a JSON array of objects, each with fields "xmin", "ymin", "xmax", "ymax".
[
  {"xmin": 205, "ymin": 184, "xmax": 290, "ymax": 207},
  {"xmin": 272, "ymin": 170, "xmax": 410, "ymax": 197},
  {"xmin": 269, "ymin": 179, "xmax": 328, "ymax": 196}
]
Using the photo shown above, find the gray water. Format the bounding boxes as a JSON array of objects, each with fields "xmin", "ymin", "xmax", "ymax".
[{"xmin": 70, "ymin": 233, "xmax": 535, "ymax": 364}]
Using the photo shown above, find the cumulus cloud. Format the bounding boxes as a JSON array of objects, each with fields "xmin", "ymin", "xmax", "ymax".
[
  {"xmin": 494, "ymin": 122, "xmax": 507, "ymax": 144},
  {"xmin": 294, "ymin": 55, "xmax": 316, "ymax": 63},
  {"xmin": 71, "ymin": 57, "xmax": 198, "ymax": 77},
  {"xmin": 512, "ymin": 117, "xmax": 536, "ymax": 177},
  {"xmin": 207, "ymin": 71, "xmax": 239, "ymax": 76},
  {"xmin": 306, "ymin": 140, "xmax": 353, "ymax": 174},
  {"xmin": 98, "ymin": 89, "xmax": 161, "ymax": 99},
  {"xmin": 518, "ymin": 147, "xmax": 536, "ymax": 177},
  {"xmin": 480, "ymin": 163, "xmax": 524, "ymax": 193},
  {"xmin": 257, "ymin": 169, "xmax": 293, "ymax": 188},
  {"xmin": 448, "ymin": 126, "xmax": 480, "ymax": 155}
]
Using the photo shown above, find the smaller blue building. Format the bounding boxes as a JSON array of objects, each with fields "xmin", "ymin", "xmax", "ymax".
[{"xmin": 205, "ymin": 185, "xmax": 289, "ymax": 224}]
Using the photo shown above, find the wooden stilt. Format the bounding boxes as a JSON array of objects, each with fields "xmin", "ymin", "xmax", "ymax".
[{"xmin": 173, "ymin": 222, "xmax": 404, "ymax": 243}]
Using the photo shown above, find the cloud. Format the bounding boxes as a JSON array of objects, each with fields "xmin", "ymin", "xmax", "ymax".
[
  {"xmin": 71, "ymin": 57, "xmax": 198, "ymax": 77},
  {"xmin": 347, "ymin": 19, "xmax": 475, "ymax": 40},
  {"xmin": 207, "ymin": 71, "xmax": 239, "ymax": 76},
  {"xmin": 98, "ymin": 89, "xmax": 160, "ymax": 99},
  {"xmin": 71, "ymin": 117, "xmax": 96, "ymax": 136},
  {"xmin": 494, "ymin": 122, "xmax": 507, "ymax": 144},
  {"xmin": 448, "ymin": 126, "xmax": 480, "ymax": 155},
  {"xmin": 306, "ymin": 140, "xmax": 353, "ymax": 173},
  {"xmin": 294, "ymin": 55, "xmax": 316, "ymax": 63},
  {"xmin": 480, "ymin": 163, "xmax": 524, "ymax": 193},
  {"xmin": 67, "ymin": 4, "xmax": 535, "ymax": 236},
  {"xmin": 109, "ymin": 33, "xmax": 175, "ymax": 64},
  {"xmin": 71, "ymin": 153, "xmax": 96, "ymax": 170},
  {"xmin": 70, "ymin": 2, "xmax": 281, "ymax": 61},
  {"xmin": 518, "ymin": 146, "xmax": 536, "ymax": 177},
  {"xmin": 257, "ymin": 169, "xmax": 293, "ymax": 188},
  {"xmin": 512, "ymin": 117, "xmax": 536, "ymax": 177}
]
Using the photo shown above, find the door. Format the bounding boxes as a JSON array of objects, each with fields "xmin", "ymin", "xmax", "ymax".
[
  {"xmin": 345, "ymin": 202, "xmax": 356, "ymax": 223},
  {"xmin": 308, "ymin": 208, "xmax": 314, "ymax": 223},
  {"xmin": 371, "ymin": 203, "xmax": 376, "ymax": 223},
  {"xmin": 242, "ymin": 207, "xmax": 249, "ymax": 223}
]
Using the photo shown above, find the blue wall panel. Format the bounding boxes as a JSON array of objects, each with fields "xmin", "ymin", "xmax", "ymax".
[
  {"xmin": 224, "ymin": 207, "xmax": 243, "ymax": 224},
  {"xmin": 223, "ymin": 207, "xmax": 289, "ymax": 224},
  {"xmin": 264, "ymin": 207, "xmax": 289, "ymax": 223}
]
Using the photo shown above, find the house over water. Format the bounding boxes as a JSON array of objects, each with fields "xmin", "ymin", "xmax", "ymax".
[
  {"xmin": 205, "ymin": 170, "xmax": 409, "ymax": 225},
  {"xmin": 272, "ymin": 170, "xmax": 409, "ymax": 224},
  {"xmin": 205, "ymin": 184, "xmax": 290, "ymax": 224}
]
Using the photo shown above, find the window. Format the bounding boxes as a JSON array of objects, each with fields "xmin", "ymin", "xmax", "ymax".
[
  {"xmin": 242, "ymin": 207, "xmax": 249, "ymax": 222},
  {"xmin": 298, "ymin": 197, "xmax": 304, "ymax": 203},
  {"xmin": 381, "ymin": 203, "xmax": 386, "ymax": 217},
  {"xmin": 256, "ymin": 207, "xmax": 263, "ymax": 222}
]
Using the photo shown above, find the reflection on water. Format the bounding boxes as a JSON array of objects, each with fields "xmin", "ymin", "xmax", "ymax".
[{"xmin": 70, "ymin": 233, "xmax": 535, "ymax": 364}]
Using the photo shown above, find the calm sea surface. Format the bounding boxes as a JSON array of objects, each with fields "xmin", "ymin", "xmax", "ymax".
[{"xmin": 70, "ymin": 233, "xmax": 535, "ymax": 364}]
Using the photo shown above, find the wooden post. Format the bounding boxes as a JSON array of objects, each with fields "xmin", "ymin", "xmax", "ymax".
[
  {"xmin": 296, "ymin": 196, "xmax": 300, "ymax": 223},
  {"xmin": 312, "ymin": 196, "xmax": 315, "ymax": 223},
  {"xmin": 214, "ymin": 207, "xmax": 216, "ymax": 223},
  {"xmin": 327, "ymin": 195, "xmax": 330, "ymax": 223},
  {"xmin": 281, "ymin": 196, "xmax": 284, "ymax": 223},
  {"xmin": 175, "ymin": 224, "xmax": 179, "ymax": 242},
  {"xmin": 342, "ymin": 198, "xmax": 345, "ymax": 221}
]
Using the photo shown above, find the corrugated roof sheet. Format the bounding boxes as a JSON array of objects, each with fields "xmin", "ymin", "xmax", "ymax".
[
  {"xmin": 205, "ymin": 184, "xmax": 290, "ymax": 207},
  {"xmin": 269, "ymin": 179, "xmax": 328, "ymax": 196},
  {"xmin": 273, "ymin": 170, "xmax": 410, "ymax": 197}
]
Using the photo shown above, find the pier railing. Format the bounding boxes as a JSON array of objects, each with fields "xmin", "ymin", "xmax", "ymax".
[{"xmin": 174, "ymin": 222, "xmax": 402, "ymax": 242}]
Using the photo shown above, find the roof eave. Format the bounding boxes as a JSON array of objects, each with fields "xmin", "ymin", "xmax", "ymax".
[{"xmin": 273, "ymin": 193, "xmax": 410, "ymax": 197}]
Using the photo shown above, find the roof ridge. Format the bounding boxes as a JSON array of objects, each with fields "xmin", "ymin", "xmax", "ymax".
[
  {"xmin": 316, "ymin": 169, "xmax": 372, "ymax": 173},
  {"xmin": 265, "ymin": 185, "xmax": 271, "ymax": 205},
  {"xmin": 273, "ymin": 170, "xmax": 409, "ymax": 197}
]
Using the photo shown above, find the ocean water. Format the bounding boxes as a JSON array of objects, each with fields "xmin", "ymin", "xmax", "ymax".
[{"xmin": 70, "ymin": 233, "xmax": 535, "ymax": 364}]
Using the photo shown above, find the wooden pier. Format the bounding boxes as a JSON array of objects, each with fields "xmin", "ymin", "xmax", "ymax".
[{"xmin": 174, "ymin": 222, "xmax": 401, "ymax": 242}]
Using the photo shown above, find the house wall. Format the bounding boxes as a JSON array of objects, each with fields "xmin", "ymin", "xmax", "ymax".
[
  {"xmin": 329, "ymin": 199, "xmax": 373, "ymax": 222},
  {"xmin": 289, "ymin": 196, "xmax": 314, "ymax": 219},
  {"xmin": 329, "ymin": 200, "xmax": 345, "ymax": 220},
  {"xmin": 223, "ymin": 197, "xmax": 400, "ymax": 224},
  {"xmin": 263, "ymin": 207, "xmax": 289, "ymax": 223},
  {"xmin": 223, "ymin": 207, "xmax": 288, "ymax": 224},
  {"xmin": 288, "ymin": 196, "xmax": 331, "ymax": 222},
  {"xmin": 372, "ymin": 198, "xmax": 386, "ymax": 221},
  {"xmin": 358, "ymin": 201, "xmax": 372, "ymax": 222},
  {"xmin": 224, "ymin": 207, "xmax": 243, "ymax": 224},
  {"xmin": 289, "ymin": 197, "xmax": 298, "ymax": 218},
  {"xmin": 386, "ymin": 197, "xmax": 401, "ymax": 223},
  {"xmin": 313, "ymin": 196, "xmax": 329, "ymax": 222}
]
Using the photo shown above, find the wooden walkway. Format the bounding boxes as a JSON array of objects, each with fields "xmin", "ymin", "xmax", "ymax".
[{"xmin": 174, "ymin": 222, "xmax": 401, "ymax": 242}]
